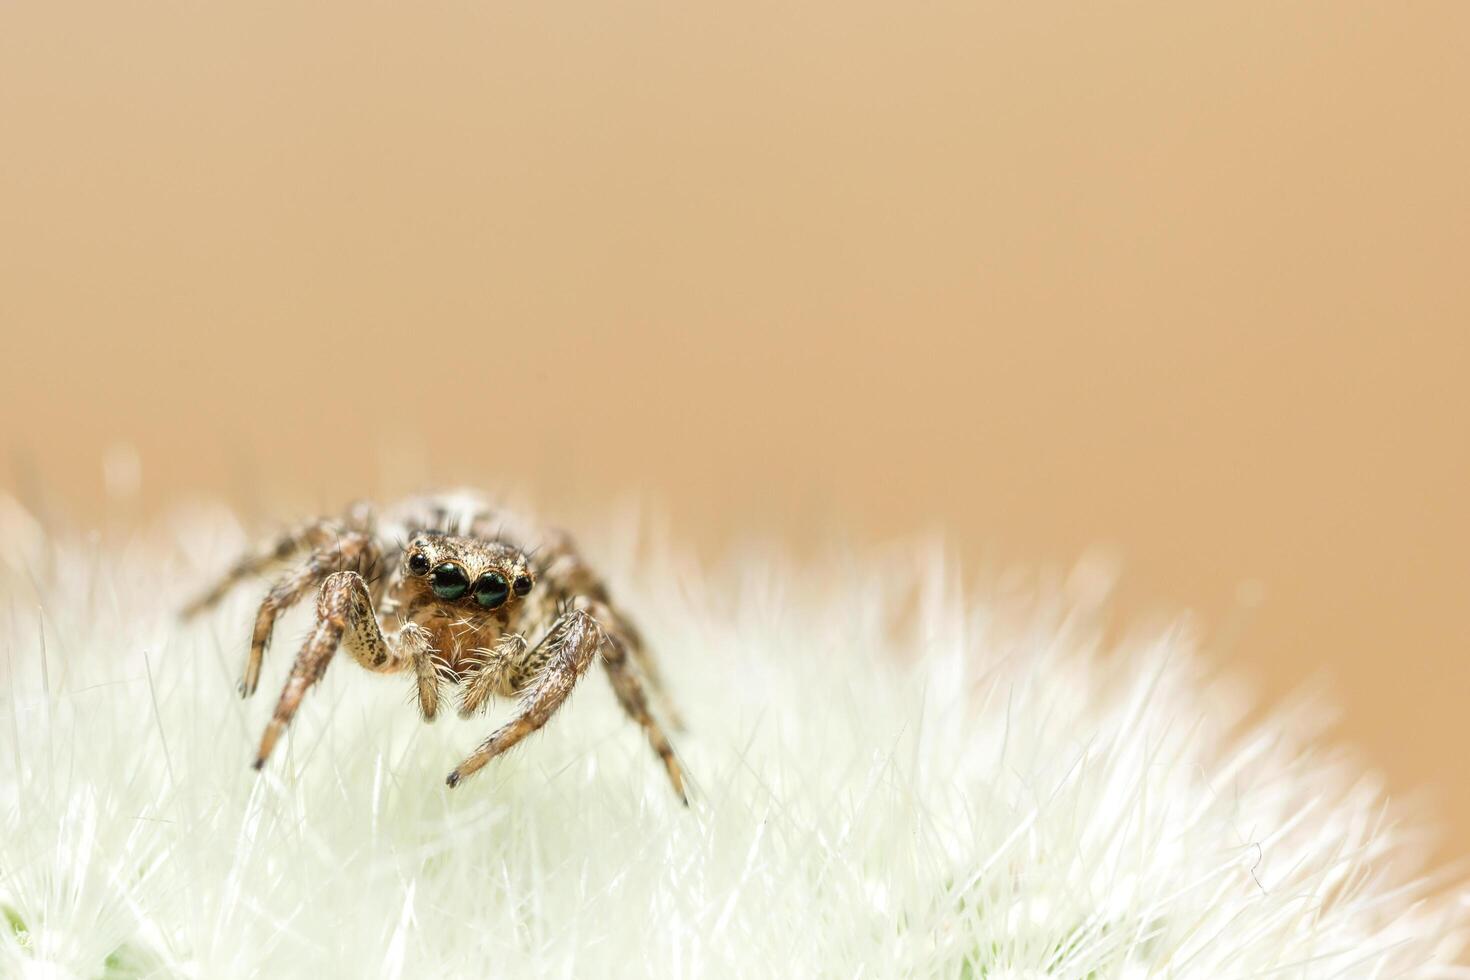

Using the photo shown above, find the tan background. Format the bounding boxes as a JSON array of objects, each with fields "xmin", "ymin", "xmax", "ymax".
[{"xmin": 2, "ymin": 3, "xmax": 1467, "ymax": 866}]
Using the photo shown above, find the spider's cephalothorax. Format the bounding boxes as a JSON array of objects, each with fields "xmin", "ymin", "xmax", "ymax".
[{"xmin": 181, "ymin": 494, "xmax": 687, "ymax": 800}]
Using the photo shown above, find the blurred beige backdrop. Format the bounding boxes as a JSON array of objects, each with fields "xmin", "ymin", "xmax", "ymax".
[{"xmin": 2, "ymin": 3, "xmax": 1467, "ymax": 864}]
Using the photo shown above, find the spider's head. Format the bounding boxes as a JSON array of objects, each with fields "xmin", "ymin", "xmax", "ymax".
[{"xmin": 402, "ymin": 533, "xmax": 535, "ymax": 611}]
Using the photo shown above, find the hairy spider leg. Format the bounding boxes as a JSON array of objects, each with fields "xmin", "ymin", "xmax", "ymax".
[
  {"xmin": 239, "ymin": 533, "xmax": 375, "ymax": 697},
  {"xmin": 254, "ymin": 570, "xmax": 420, "ymax": 768}
]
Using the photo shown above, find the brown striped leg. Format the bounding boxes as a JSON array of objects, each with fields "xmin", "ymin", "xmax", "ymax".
[
  {"xmin": 445, "ymin": 611, "xmax": 602, "ymax": 788},
  {"xmin": 457, "ymin": 634, "xmax": 528, "ymax": 719},
  {"xmin": 252, "ymin": 570, "xmax": 403, "ymax": 769},
  {"xmin": 599, "ymin": 631, "xmax": 689, "ymax": 805},
  {"xmin": 590, "ymin": 602, "xmax": 685, "ymax": 733},
  {"xmin": 238, "ymin": 534, "xmax": 371, "ymax": 697},
  {"xmin": 180, "ymin": 518, "xmax": 345, "ymax": 620}
]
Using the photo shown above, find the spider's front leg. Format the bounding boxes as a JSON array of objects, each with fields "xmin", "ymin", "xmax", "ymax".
[
  {"xmin": 253, "ymin": 570, "xmax": 432, "ymax": 769},
  {"xmin": 447, "ymin": 606, "xmax": 690, "ymax": 804},
  {"xmin": 445, "ymin": 609, "xmax": 604, "ymax": 789}
]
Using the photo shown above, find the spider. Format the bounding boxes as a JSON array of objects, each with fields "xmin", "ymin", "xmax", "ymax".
[{"xmin": 182, "ymin": 494, "xmax": 687, "ymax": 802}]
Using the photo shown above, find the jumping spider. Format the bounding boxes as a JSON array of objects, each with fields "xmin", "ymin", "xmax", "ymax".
[{"xmin": 182, "ymin": 494, "xmax": 687, "ymax": 801}]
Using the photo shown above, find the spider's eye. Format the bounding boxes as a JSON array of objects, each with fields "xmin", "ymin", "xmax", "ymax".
[
  {"xmin": 473, "ymin": 572, "xmax": 509, "ymax": 609},
  {"xmin": 430, "ymin": 563, "xmax": 469, "ymax": 599},
  {"xmin": 513, "ymin": 575, "xmax": 533, "ymax": 597},
  {"xmin": 407, "ymin": 552, "xmax": 430, "ymax": 575}
]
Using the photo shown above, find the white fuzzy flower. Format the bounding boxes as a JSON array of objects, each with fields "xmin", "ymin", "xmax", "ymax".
[{"xmin": 0, "ymin": 503, "xmax": 1463, "ymax": 978}]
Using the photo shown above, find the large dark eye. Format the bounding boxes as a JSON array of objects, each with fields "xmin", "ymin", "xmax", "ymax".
[
  {"xmin": 473, "ymin": 572, "xmax": 510, "ymax": 609},
  {"xmin": 513, "ymin": 574, "xmax": 533, "ymax": 597},
  {"xmin": 430, "ymin": 563, "xmax": 469, "ymax": 599},
  {"xmin": 407, "ymin": 551, "xmax": 430, "ymax": 575}
]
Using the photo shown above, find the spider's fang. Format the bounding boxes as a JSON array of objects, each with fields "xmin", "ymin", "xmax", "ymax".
[{"xmin": 445, "ymin": 770, "xmax": 461, "ymax": 788}]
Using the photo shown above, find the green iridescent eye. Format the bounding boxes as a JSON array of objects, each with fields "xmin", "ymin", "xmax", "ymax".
[
  {"xmin": 473, "ymin": 572, "xmax": 510, "ymax": 609},
  {"xmin": 430, "ymin": 563, "xmax": 470, "ymax": 599}
]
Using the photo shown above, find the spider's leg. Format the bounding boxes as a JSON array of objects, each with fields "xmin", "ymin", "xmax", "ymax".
[
  {"xmin": 445, "ymin": 610, "xmax": 602, "ymax": 788},
  {"xmin": 590, "ymin": 601, "xmax": 685, "ymax": 732},
  {"xmin": 254, "ymin": 569, "xmax": 402, "ymax": 768},
  {"xmin": 181, "ymin": 518, "xmax": 343, "ymax": 619},
  {"xmin": 458, "ymin": 633, "xmax": 528, "ymax": 719},
  {"xmin": 239, "ymin": 534, "xmax": 371, "ymax": 697},
  {"xmin": 598, "ymin": 624, "xmax": 689, "ymax": 805},
  {"xmin": 529, "ymin": 532, "xmax": 684, "ymax": 732}
]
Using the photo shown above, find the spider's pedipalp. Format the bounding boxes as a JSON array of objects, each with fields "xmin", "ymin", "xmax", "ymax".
[
  {"xmin": 405, "ymin": 623, "xmax": 444, "ymax": 721},
  {"xmin": 458, "ymin": 633, "xmax": 528, "ymax": 718}
]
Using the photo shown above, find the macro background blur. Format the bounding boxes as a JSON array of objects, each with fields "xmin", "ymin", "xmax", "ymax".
[{"xmin": 2, "ymin": 3, "xmax": 1467, "ymax": 865}]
